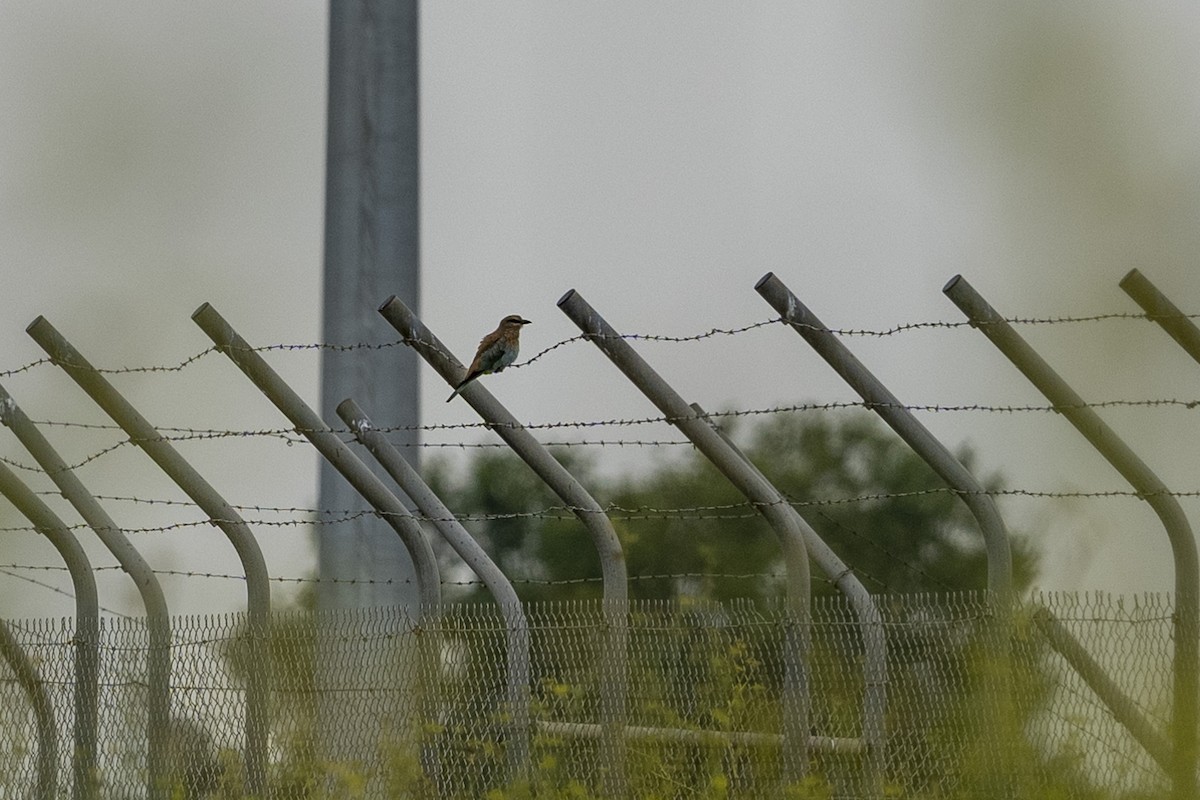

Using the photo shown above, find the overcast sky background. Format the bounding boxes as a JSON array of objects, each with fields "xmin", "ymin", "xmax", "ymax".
[{"xmin": 1, "ymin": 3, "xmax": 1199, "ymax": 618}]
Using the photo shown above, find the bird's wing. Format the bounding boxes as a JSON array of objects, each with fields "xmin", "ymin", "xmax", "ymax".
[
  {"xmin": 473, "ymin": 338, "xmax": 512, "ymax": 374},
  {"xmin": 489, "ymin": 343, "xmax": 519, "ymax": 373},
  {"xmin": 463, "ymin": 329, "xmax": 501, "ymax": 373}
]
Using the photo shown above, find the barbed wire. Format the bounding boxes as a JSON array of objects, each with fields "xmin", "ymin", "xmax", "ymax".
[
  {"xmin": 0, "ymin": 339, "xmax": 408, "ymax": 379},
  {"xmin": 3, "ymin": 308, "xmax": 1198, "ymax": 381},
  {"xmin": 24, "ymin": 395, "xmax": 1200, "ymax": 441},
  {"xmin": 0, "ymin": 562, "xmax": 781, "ymax": 585},
  {"xmin": 1, "ymin": 309, "xmax": 1195, "ymax": 599},
  {"xmin": 2, "ymin": 396, "xmax": 1195, "ymax": 474},
  {"xmin": 17, "ymin": 418, "xmax": 694, "ymax": 448},
  {"xmin": 514, "ymin": 318, "xmax": 787, "ymax": 367},
  {"xmin": 0, "ymin": 567, "xmax": 134, "ymax": 619},
  {"xmin": 89, "ymin": 486, "xmax": 1200, "ymax": 511},
  {"xmin": 1, "ymin": 486, "xmax": 1197, "ymax": 539},
  {"xmin": 0, "ymin": 563, "xmax": 897, "ymax": 595},
  {"xmin": 807, "ymin": 506, "xmax": 956, "ymax": 593}
]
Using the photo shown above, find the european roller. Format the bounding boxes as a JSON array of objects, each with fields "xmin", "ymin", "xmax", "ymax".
[{"xmin": 446, "ymin": 314, "xmax": 533, "ymax": 402}]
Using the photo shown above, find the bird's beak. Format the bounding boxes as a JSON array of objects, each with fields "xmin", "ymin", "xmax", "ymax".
[{"xmin": 520, "ymin": 318, "xmax": 532, "ymax": 325}]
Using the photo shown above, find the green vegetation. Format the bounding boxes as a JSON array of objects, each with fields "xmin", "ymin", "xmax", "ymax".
[
  {"xmin": 425, "ymin": 411, "xmax": 1038, "ymax": 601},
  {"xmin": 201, "ymin": 413, "xmax": 1162, "ymax": 798}
]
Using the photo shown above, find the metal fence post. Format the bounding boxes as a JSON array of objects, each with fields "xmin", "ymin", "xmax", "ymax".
[
  {"xmin": 377, "ymin": 296, "xmax": 630, "ymax": 798},
  {"xmin": 0, "ymin": 383, "xmax": 172, "ymax": 799},
  {"xmin": 755, "ymin": 272, "xmax": 1018, "ymax": 788},
  {"xmin": 25, "ymin": 316, "xmax": 272, "ymax": 798},
  {"xmin": 754, "ymin": 272, "xmax": 1014, "ymax": 605},
  {"xmin": 0, "ymin": 619, "xmax": 57, "ymax": 800},
  {"xmin": 376, "ymin": 296, "xmax": 628, "ymax": 607},
  {"xmin": 686, "ymin": 400, "xmax": 814, "ymax": 781},
  {"xmin": 191, "ymin": 303, "xmax": 444, "ymax": 795},
  {"xmin": 1119, "ymin": 269, "xmax": 1200, "ymax": 365},
  {"xmin": 944, "ymin": 274, "xmax": 1199, "ymax": 800},
  {"xmin": 337, "ymin": 398, "xmax": 531, "ymax": 780},
  {"xmin": 0, "ymin": 461, "xmax": 98, "ymax": 800},
  {"xmin": 191, "ymin": 303, "xmax": 441, "ymax": 611},
  {"xmin": 1032, "ymin": 606, "xmax": 1174, "ymax": 774},
  {"xmin": 557, "ymin": 289, "xmax": 892, "ymax": 793}
]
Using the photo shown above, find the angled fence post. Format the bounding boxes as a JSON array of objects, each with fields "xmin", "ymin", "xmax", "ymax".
[
  {"xmin": 0, "ymin": 619, "xmax": 57, "ymax": 800},
  {"xmin": 0, "ymin": 461, "xmax": 98, "ymax": 800},
  {"xmin": 755, "ymin": 272, "xmax": 1019, "ymax": 791},
  {"xmin": 685, "ymin": 399, "xmax": 816, "ymax": 781},
  {"xmin": 557, "ymin": 289, "xmax": 890, "ymax": 794},
  {"xmin": 377, "ymin": 296, "xmax": 628, "ymax": 606},
  {"xmin": 191, "ymin": 303, "xmax": 441, "ymax": 611},
  {"xmin": 1032, "ymin": 606, "xmax": 1174, "ymax": 774},
  {"xmin": 0, "ymin": 383, "xmax": 172, "ymax": 799},
  {"xmin": 25, "ymin": 316, "xmax": 272, "ymax": 798},
  {"xmin": 944, "ymin": 274, "xmax": 1199, "ymax": 800},
  {"xmin": 754, "ymin": 272, "xmax": 1014, "ymax": 605},
  {"xmin": 1119, "ymin": 269, "xmax": 1200, "ymax": 365},
  {"xmin": 685, "ymin": 401, "xmax": 813, "ymax": 609},
  {"xmin": 377, "ymin": 296, "xmax": 630, "ymax": 798},
  {"xmin": 191, "ymin": 303, "xmax": 444, "ymax": 794},
  {"xmin": 338, "ymin": 398, "xmax": 531, "ymax": 780}
]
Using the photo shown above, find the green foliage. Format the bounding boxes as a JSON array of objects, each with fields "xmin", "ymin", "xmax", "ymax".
[
  {"xmin": 203, "ymin": 592, "xmax": 1174, "ymax": 799},
  {"xmin": 424, "ymin": 446, "xmax": 604, "ymax": 602},
  {"xmin": 206, "ymin": 412, "xmax": 1107, "ymax": 798},
  {"xmin": 427, "ymin": 411, "xmax": 1038, "ymax": 602}
]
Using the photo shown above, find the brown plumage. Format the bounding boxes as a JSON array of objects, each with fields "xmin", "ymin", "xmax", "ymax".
[{"xmin": 446, "ymin": 314, "xmax": 532, "ymax": 402}]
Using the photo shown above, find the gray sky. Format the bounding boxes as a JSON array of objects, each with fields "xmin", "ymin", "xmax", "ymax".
[{"xmin": 2, "ymin": 3, "xmax": 1199, "ymax": 617}]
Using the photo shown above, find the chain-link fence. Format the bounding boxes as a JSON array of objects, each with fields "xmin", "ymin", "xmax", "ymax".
[{"xmin": 0, "ymin": 592, "xmax": 1177, "ymax": 799}]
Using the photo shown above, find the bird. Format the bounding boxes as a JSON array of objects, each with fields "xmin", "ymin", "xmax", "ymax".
[{"xmin": 446, "ymin": 314, "xmax": 533, "ymax": 402}]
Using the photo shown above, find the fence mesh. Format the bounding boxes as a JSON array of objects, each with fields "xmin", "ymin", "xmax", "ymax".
[{"xmin": 0, "ymin": 592, "xmax": 1177, "ymax": 799}]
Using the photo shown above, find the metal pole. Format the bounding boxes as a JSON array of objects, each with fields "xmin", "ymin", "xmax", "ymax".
[
  {"xmin": 377, "ymin": 295, "xmax": 630, "ymax": 797},
  {"xmin": 1033, "ymin": 606, "xmax": 1174, "ymax": 775},
  {"xmin": 192, "ymin": 302, "xmax": 441, "ymax": 796},
  {"xmin": 755, "ymin": 272, "xmax": 1014, "ymax": 604},
  {"xmin": 0, "ymin": 618, "xmax": 57, "ymax": 800},
  {"xmin": 687, "ymin": 401, "xmax": 812, "ymax": 607},
  {"xmin": 25, "ymin": 316, "xmax": 272, "ymax": 797},
  {"xmin": 377, "ymin": 295, "xmax": 628, "ymax": 602},
  {"xmin": 687, "ymin": 400, "xmax": 816, "ymax": 780},
  {"xmin": 554, "ymin": 290, "xmax": 818, "ymax": 607},
  {"xmin": 191, "ymin": 303, "xmax": 441, "ymax": 612},
  {"xmin": 0, "ymin": 383, "xmax": 172, "ymax": 799},
  {"xmin": 944, "ymin": 274, "xmax": 1199, "ymax": 800},
  {"xmin": 1119, "ymin": 269, "xmax": 1200, "ymax": 366},
  {"xmin": 322, "ymin": 0, "xmax": 422, "ymax": 612},
  {"xmin": 557, "ymin": 289, "xmax": 891, "ymax": 792},
  {"xmin": 337, "ymin": 398, "xmax": 530, "ymax": 778},
  {"xmin": 0, "ymin": 461, "xmax": 98, "ymax": 800},
  {"xmin": 756, "ymin": 272, "xmax": 1017, "ymax": 791},
  {"xmin": 323, "ymin": 5, "xmax": 422, "ymax": 787}
]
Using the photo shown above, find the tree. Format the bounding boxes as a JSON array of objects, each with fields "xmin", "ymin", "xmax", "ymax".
[
  {"xmin": 217, "ymin": 413, "xmax": 1070, "ymax": 798},
  {"xmin": 427, "ymin": 410, "xmax": 1037, "ymax": 603}
]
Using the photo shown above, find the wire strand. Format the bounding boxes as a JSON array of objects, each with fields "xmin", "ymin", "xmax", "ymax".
[
  {"xmin": 2, "ymin": 485, "xmax": 1197, "ymax": 539},
  {"xmin": 0, "ymin": 567, "xmax": 134, "ymax": 619},
  {"xmin": 5, "ymin": 307, "xmax": 1198, "ymax": 379},
  {"xmin": 6, "ymin": 396, "xmax": 1195, "ymax": 474}
]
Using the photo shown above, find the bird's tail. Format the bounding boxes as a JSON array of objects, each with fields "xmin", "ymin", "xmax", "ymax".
[{"xmin": 446, "ymin": 374, "xmax": 476, "ymax": 402}]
